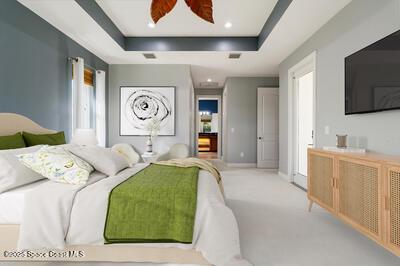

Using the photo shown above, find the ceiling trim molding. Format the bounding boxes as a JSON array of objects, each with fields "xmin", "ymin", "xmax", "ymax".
[
  {"xmin": 75, "ymin": 0, "xmax": 125, "ymax": 49},
  {"xmin": 75, "ymin": 0, "xmax": 292, "ymax": 52},
  {"xmin": 258, "ymin": 0, "xmax": 292, "ymax": 48},
  {"xmin": 125, "ymin": 37, "xmax": 258, "ymax": 51}
]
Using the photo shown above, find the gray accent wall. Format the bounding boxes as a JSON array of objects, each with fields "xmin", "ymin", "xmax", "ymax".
[
  {"xmin": 108, "ymin": 65, "xmax": 192, "ymax": 154},
  {"xmin": 223, "ymin": 77, "xmax": 279, "ymax": 164},
  {"xmin": 0, "ymin": 0, "xmax": 108, "ymax": 140},
  {"xmin": 279, "ymin": 0, "xmax": 400, "ymax": 174}
]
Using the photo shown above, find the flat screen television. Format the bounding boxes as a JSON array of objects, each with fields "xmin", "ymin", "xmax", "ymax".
[{"xmin": 345, "ymin": 29, "xmax": 400, "ymax": 115}]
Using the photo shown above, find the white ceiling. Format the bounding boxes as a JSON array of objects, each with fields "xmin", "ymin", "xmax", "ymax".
[
  {"xmin": 18, "ymin": 0, "xmax": 352, "ymax": 88},
  {"xmin": 96, "ymin": 0, "xmax": 278, "ymax": 37}
]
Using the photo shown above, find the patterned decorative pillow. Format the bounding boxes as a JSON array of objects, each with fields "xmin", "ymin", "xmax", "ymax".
[{"xmin": 17, "ymin": 145, "xmax": 93, "ymax": 185}]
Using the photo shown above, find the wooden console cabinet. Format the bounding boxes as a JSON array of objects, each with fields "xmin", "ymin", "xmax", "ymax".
[{"xmin": 308, "ymin": 148, "xmax": 400, "ymax": 256}]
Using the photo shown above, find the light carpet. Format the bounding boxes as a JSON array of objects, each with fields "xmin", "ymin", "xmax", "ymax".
[{"xmin": 2, "ymin": 167, "xmax": 400, "ymax": 266}]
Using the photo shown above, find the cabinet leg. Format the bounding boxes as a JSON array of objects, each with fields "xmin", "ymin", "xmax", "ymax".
[{"xmin": 308, "ymin": 200, "xmax": 313, "ymax": 212}]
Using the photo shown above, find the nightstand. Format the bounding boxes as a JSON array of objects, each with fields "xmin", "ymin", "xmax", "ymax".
[{"xmin": 141, "ymin": 152, "xmax": 159, "ymax": 163}]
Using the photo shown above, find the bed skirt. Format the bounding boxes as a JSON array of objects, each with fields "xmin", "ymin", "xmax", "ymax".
[{"xmin": 0, "ymin": 225, "xmax": 210, "ymax": 264}]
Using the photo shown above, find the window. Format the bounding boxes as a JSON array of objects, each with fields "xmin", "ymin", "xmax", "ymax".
[
  {"xmin": 71, "ymin": 57, "xmax": 106, "ymax": 146},
  {"xmin": 82, "ymin": 68, "xmax": 96, "ymax": 129},
  {"xmin": 72, "ymin": 65, "xmax": 96, "ymax": 129}
]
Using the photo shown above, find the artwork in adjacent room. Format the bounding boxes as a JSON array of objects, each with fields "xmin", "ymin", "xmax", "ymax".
[{"xmin": 120, "ymin": 87, "xmax": 175, "ymax": 136}]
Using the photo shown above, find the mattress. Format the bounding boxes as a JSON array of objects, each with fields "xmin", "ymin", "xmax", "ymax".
[{"xmin": 0, "ymin": 180, "xmax": 48, "ymax": 224}]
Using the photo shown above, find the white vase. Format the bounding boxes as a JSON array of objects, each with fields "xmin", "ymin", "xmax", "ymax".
[{"xmin": 146, "ymin": 136, "xmax": 153, "ymax": 153}]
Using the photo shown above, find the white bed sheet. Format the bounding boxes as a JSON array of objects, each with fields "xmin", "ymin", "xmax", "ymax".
[
  {"xmin": 17, "ymin": 164, "xmax": 250, "ymax": 265},
  {"xmin": 0, "ymin": 180, "xmax": 47, "ymax": 224}
]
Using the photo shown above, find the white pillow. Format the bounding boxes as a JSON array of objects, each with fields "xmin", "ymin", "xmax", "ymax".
[
  {"xmin": 17, "ymin": 145, "xmax": 93, "ymax": 185},
  {"xmin": 69, "ymin": 146, "xmax": 129, "ymax": 176},
  {"xmin": 111, "ymin": 143, "xmax": 140, "ymax": 167},
  {"xmin": 0, "ymin": 145, "xmax": 45, "ymax": 193}
]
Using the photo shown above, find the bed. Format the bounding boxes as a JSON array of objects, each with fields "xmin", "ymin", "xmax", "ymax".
[{"xmin": 0, "ymin": 113, "xmax": 249, "ymax": 265}]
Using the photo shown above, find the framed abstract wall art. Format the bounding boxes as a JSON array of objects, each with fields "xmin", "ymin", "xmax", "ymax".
[{"xmin": 120, "ymin": 86, "xmax": 175, "ymax": 136}]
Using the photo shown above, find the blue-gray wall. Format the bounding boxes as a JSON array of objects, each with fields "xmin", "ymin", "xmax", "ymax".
[
  {"xmin": 223, "ymin": 77, "xmax": 279, "ymax": 164},
  {"xmin": 0, "ymin": 0, "xmax": 108, "ymax": 139},
  {"xmin": 279, "ymin": 0, "xmax": 400, "ymax": 174}
]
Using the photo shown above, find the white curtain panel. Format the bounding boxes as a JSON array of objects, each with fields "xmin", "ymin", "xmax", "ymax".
[
  {"xmin": 95, "ymin": 70, "xmax": 106, "ymax": 147},
  {"xmin": 72, "ymin": 57, "xmax": 84, "ymax": 132}
]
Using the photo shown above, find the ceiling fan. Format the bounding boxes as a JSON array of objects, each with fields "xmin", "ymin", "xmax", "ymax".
[{"xmin": 151, "ymin": 0, "xmax": 214, "ymax": 24}]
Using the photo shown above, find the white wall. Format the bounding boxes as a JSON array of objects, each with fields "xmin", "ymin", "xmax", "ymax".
[
  {"xmin": 279, "ymin": 0, "xmax": 400, "ymax": 174},
  {"xmin": 108, "ymin": 64, "xmax": 192, "ymax": 154}
]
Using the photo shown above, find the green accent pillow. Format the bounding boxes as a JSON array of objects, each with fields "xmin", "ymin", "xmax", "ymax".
[
  {"xmin": 0, "ymin": 133, "xmax": 26, "ymax": 150},
  {"xmin": 22, "ymin": 131, "xmax": 66, "ymax": 146}
]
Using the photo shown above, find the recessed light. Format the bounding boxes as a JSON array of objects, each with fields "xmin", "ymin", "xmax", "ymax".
[
  {"xmin": 224, "ymin": 22, "xmax": 232, "ymax": 28},
  {"xmin": 148, "ymin": 22, "xmax": 155, "ymax": 28},
  {"xmin": 207, "ymin": 78, "xmax": 212, "ymax": 82}
]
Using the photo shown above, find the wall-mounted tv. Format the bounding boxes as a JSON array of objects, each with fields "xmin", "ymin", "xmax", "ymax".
[{"xmin": 345, "ymin": 29, "xmax": 400, "ymax": 115}]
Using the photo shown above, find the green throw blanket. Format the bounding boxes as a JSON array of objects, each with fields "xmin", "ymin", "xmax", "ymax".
[{"xmin": 104, "ymin": 164, "xmax": 199, "ymax": 244}]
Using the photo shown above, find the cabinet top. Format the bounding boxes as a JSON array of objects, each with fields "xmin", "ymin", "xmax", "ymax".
[{"xmin": 309, "ymin": 147, "xmax": 400, "ymax": 167}]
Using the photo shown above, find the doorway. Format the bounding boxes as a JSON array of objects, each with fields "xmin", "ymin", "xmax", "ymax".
[
  {"xmin": 195, "ymin": 96, "xmax": 221, "ymax": 160},
  {"xmin": 289, "ymin": 52, "xmax": 316, "ymax": 190},
  {"xmin": 257, "ymin": 87, "xmax": 279, "ymax": 168}
]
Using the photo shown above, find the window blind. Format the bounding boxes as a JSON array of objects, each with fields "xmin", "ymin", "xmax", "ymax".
[
  {"xmin": 84, "ymin": 68, "xmax": 94, "ymax": 86},
  {"xmin": 72, "ymin": 66, "xmax": 94, "ymax": 86}
]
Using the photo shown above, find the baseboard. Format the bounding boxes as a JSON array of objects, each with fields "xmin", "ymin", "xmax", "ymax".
[
  {"xmin": 278, "ymin": 171, "xmax": 292, "ymax": 182},
  {"xmin": 226, "ymin": 163, "xmax": 257, "ymax": 168}
]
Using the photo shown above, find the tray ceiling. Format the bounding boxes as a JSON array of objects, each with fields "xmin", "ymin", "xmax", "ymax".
[
  {"xmin": 18, "ymin": 0, "xmax": 352, "ymax": 88},
  {"xmin": 96, "ymin": 0, "xmax": 279, "ymax": 37}
]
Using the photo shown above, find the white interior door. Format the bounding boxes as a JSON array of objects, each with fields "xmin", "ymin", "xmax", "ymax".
[
  {"xmin": 293, "ymin": 71, "xmax": 314, "ymax": 189},
  {"xmin": 257, "ymin": 87, "xmax": 279, "ymax": 168}
]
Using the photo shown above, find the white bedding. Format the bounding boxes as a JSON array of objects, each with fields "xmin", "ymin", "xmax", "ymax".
[
  {"xmin": 15, "ymin": 163, "xmax": 250, "ymax": 266},
  {"xmin": 0, "ymin": 180, "xmax": 47, "ymax": 224}
]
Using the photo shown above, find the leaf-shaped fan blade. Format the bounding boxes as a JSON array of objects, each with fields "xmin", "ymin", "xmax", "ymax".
[
  {"xmin": 151, "ymin": 0, "xmax": 178, "ymax": 23},
  {"xmin": 185, "ymin": 0, "xmax": 214, "ymax": 24}
]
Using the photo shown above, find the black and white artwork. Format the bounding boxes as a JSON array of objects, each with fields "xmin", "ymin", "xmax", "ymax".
[{"xmin": 120, "ymin": 87, "xmax": 175, "ymax": 136}]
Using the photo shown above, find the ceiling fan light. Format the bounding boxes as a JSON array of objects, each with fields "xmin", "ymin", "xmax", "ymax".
[{"xmin": 148, "ymin": 22, "xmax": 155, "ymax": 28}]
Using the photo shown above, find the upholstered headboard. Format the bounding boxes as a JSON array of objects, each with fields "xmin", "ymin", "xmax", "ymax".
[{"xmin": 0, "ymin": 113, "xmax": 56, "ymax": 135}]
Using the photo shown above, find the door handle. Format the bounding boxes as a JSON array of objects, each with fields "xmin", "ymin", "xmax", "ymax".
[{"xmin": 258, "ymin": 137, "xmax": 263, "ymax": 140}]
